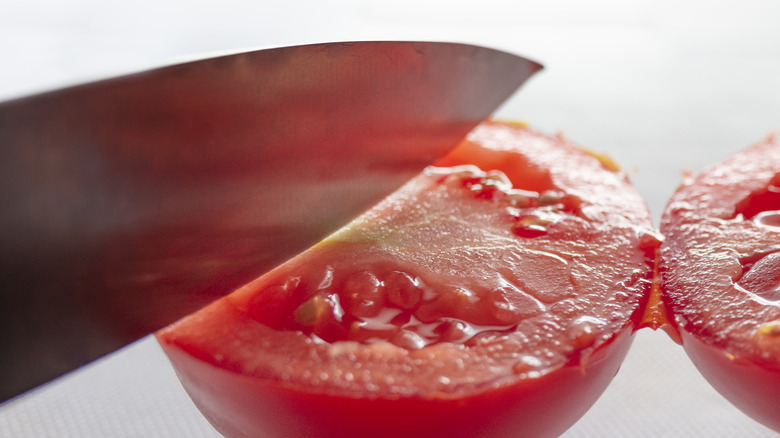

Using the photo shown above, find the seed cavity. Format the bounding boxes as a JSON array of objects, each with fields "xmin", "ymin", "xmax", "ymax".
[
  {"xmin": 737, "ymin": 251, "xmax": 780, "ymax": 302},
  {"xmin": 755, "ymin": 210, "xmax": 780, "ymax": 229},
  {"xmin": 734, "ymin": 173, "xmax": 780, "ymax": 220},
  {"xmin": 246, "ymin": 278, "xmax": 301, "ymax": 326},
  {"xmin": 430, "ymin": 165, "xmax": 515, "ymax": 202},
  {"xmin": 430, "ymin": 165, "xmax": 581, "ymax": 239}
]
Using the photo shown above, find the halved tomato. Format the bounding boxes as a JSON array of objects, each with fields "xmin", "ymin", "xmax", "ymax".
[
  {"xmin": 157, "ymin": 121, "xmax": 658, "ymax": 438},
  {"xmin": 658, "ymin": 134, "xmax": 780, "ymax": 432}
]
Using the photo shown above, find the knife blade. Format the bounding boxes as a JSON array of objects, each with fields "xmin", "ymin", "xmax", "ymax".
[{"xmin": 0, "ymin": 41, "xmax": 541, "ymax": 402}]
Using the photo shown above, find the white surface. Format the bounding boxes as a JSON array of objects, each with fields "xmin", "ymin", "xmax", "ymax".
[{"xmin": 1, "ymin": 0, "xmax": 779, "ymax": 436}]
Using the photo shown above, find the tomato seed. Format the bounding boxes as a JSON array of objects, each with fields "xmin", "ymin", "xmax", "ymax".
[
  {"xmin": 434, "ymin": 319, "xmax": 471, "ymax": 343},
  {"xmin": 756, "ymin": 320, "xmax": 780, "ymax": 339},
  {"xmin": 294, "ymin": 295, "xmax": 325, "ymax": 327},
  {"xmin": 537, "ymin": 190, "xmax": 564, "ymax": 206},
  {"xmin": 755, "ymin": 320, "xmax": 780, "ymax": 357},
  {"xmin": 505, "ymin": 189, "xmax": 538, "ymax": 208},
  {"xmin": 389, "ymin": 329, "xmax": 427, "ymax": 350},
  {"xmin": 293, "ymin": 294, "xmax": 343, "ymax": 328},
  {"xmin": 341, "ymin": 270, "xmax": 385, "ymax": 318},
  {"xmin": 386, "ymin": 271, "xmax": 424, "ymax": 310}
]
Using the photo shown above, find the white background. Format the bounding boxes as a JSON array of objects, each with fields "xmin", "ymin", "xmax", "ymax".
[{"xmin": 1, "ymin": 0, "xmax": 779, "ymax": 436}]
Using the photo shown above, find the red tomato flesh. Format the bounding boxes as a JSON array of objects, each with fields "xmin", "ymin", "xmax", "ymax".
[
  {"xmin": 157, "ymin": 121, "xmax": 658, "ymax": 438},
  {"xmin": 659, "ymin": 133, "xmax": 780, "ymax": 432}
]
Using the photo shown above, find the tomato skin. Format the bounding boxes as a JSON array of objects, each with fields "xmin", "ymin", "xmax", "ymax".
[
  {"xmin": 679, "ymin": 329, "xmax": 780, "ymax": 432},
  {"xmin": 161, "ymin": 301, "xmax": 635, "ymax": 438}
]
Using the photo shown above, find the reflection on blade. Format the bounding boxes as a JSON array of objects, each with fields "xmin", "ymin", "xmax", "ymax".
[{"xmin": 0, "ymin": 41, "xmax": 542, "ymax": 402}]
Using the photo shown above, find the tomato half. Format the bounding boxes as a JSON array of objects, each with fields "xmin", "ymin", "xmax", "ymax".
[
  {"xmin": 157, "ymin": 121, "xmax": 658, "ymax": 438},
  {"xmin": 658, "ymin": 133, "xmax": 780, "ymax": 432}
]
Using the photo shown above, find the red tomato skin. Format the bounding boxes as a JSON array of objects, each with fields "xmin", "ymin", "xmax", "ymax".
[
  {"xmin": 679, "ymin": 329, "xmax": 780, "ymax": 433},
  {"xmin": 159, "ymin": 313, "xmax": 634, "ymax": 438}
]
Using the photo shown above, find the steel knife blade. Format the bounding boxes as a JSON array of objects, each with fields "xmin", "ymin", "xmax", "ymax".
[{"xmin": 0, "ymin": 41, "xmax": 541, "ymax": 402}]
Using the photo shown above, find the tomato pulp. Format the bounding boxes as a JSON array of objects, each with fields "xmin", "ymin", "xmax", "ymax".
[
  {"xmin": 157, "ymin": 121, "xmax": 658, "ymax": 438},
  {"xmin": 658, "ymin": 133, "xmax": 780, "ymax": 432}
]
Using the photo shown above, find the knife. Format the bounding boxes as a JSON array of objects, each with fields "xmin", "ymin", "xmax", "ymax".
[{"xmin": 0, "ymin": 41, "xmax": 541, "ymax": 402}]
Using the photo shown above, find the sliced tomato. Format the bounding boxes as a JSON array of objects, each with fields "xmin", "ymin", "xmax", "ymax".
[
  {"xmin": 658, "ymin": 133, "xmax": 780, "ymax": 432},
  {"xmin": 157, "ymin": 121, "xmax": 658, "ymax": 438}
]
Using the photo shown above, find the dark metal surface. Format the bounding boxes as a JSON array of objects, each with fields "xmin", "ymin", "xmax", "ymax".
[{"xmin": 0, "ymin": 41, "xmax": 541, "ymax": 402}]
